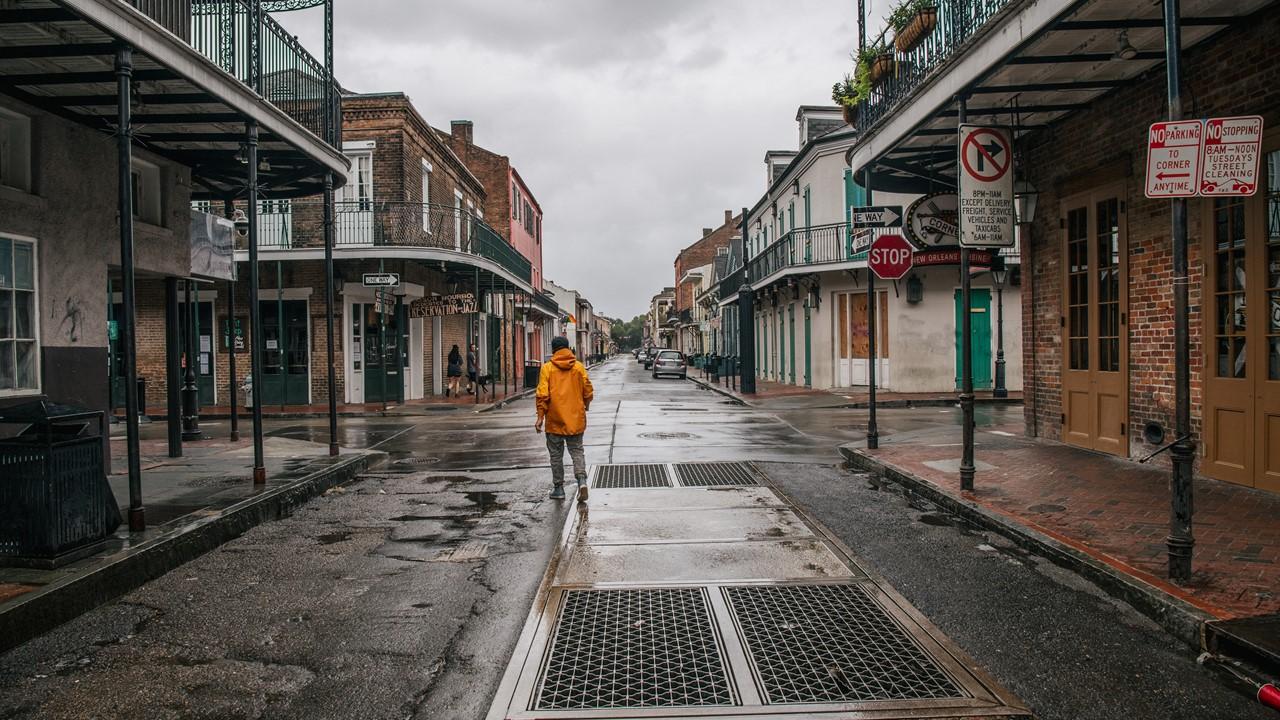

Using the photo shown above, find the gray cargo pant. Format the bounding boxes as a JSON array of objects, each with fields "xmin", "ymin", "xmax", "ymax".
[{"xmin": 546, "ymin": 432, "xmax": 586, "ymax": 485}]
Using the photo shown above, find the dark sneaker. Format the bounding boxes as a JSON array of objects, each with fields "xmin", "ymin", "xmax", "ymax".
[
  {"xmin": 576, "ymin": 481, "xmax": 589, "ymax": 504},
  {"xmin": 550, "ymin": 484, "xmax": 566, "ymax": 499}
]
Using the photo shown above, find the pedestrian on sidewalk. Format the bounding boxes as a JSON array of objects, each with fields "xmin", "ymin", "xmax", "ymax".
[
  {"xmin": 446, "ymin": 344, "xmax": 463, "ymax": 397},
  {"xmin": 466, "ymin": 343, "xmax": 478, "ymax": 395},
  {"xmin": 535, "ymin": 336, "xmax": 594, "ymax": 502}
]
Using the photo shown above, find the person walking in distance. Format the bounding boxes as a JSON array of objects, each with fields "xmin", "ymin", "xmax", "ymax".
[
  {"xmin": 466, "ymin": 343, "xmax": 479, "ymax": 395},
  {"xmin": 446, "ymin": 344, "xmax": 463, "ymax": 397},
  {"xmin": 535, "ymin": 336, "xmax": 594, "ymax": 502}
]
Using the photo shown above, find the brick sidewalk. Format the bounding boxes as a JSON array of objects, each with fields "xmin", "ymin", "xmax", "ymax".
[
  {"xmin": 689, "ymin": 372, "xmax": 1022, "ymax": 408},
  {"xmin": 852, "ymin": 429, "xmax": 1279, "ymax": 620}
]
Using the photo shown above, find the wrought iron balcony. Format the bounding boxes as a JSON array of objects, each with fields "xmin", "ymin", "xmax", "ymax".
[
  {"xmin": 246, "ymin": 200, "xmax": 533, "ymax": 285},
  {"xmin": 134, "ymin": 0, "xmax": 341, "ymax": 145},
  {"xmin": 746, "ymin": 222, "xmax": 855, "ymax": 284},
  {"xmin": 854, "ymin": 0, "xmax": 1013, "ymax": 135}
]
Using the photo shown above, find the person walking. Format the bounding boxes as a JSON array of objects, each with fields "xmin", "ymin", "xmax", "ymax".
[
  {"xmin": 466, "ymin": 343, "xmax": 479, "ymax": 395},
  {"xmin": 446, "ymin": 344, "xmax": 463, "ymax": 397},
  {"xmin": 535, "ymin": 336, "xmax": 594, "ymax": 502}
]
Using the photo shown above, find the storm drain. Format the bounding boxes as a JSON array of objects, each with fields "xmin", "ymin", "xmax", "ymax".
[
  {"xmin": 674, "ymin": 461, "xmax": 761, "ymax": 487},
  {"xmin": 724, "ymin": 584, "xmax": 964, "ymax": 704},
  {"xmin": 593, "ymin": 464, "xmax": 672, "ymax": 489},
  {"xmin": 535, "ymin": 588, "xmax": 736, "ymax": 710}
]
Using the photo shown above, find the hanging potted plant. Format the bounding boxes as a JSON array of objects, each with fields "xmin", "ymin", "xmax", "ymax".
[
  {"xmin": 889, "ymin": 0, "xmax": 938, "ymax": 53},
  {"xmin": 859, "ymin": 41, "xmax": 895, "ymax": 86},
  {"xmin": 832, "ymin": 73, "xmax": 860, "ymax": 125}
]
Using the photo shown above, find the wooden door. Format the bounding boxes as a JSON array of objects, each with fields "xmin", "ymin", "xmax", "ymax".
[
  {"xmin": 1204, "ymin": 147, "xmax": 1280, "ymax": 492},
  {"xmin": 1060, "ymin": 185, "xmax": 1128, "ymax": 455}
]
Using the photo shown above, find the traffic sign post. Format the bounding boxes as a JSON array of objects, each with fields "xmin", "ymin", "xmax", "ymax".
[
  {"xmin": 851, "ymin": 205, "xmax": 903, "ymax": 229},
  {"xmin": 362, "ymin": 272, "xmax": 400, "ymax": 288},
  {"xmin": 958, "ymin": 125, "xmax": 1015, "ymax": 248},
  {"xmin": 1145, "ymin": 120, "xmax": 1202, "ymax": 198},
  {"xmin": 867, "ymin": 233, "xmax": 914, "ymax": 280}
]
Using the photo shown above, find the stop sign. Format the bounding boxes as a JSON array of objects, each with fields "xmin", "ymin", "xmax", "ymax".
[{"xmin": 868, "ymin": 233, "xmax": 914, "ymax": 280}]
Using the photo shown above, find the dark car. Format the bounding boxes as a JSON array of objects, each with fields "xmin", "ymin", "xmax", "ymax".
[{"xmin": 651, "ymin": 350, "xmax": 687, "ymax": 379}]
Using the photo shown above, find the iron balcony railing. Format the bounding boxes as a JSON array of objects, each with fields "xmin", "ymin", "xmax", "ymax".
[
  {"xmin": 854, "ymin": 0, "xmax": 1013, "ymax": 135},
  {"xmin": 746, "ymin": 222, "xmax": 855, "ymax": 284},
  {"xmin": 246, "ymin": 200, "xmax": 533, "ymax": 284},
  {"xmin": 130, "ymin": 0, "xmax": 341, "ymax": 146}
]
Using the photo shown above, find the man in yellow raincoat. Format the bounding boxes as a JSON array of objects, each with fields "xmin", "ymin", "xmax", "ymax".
[{"xmin": 535, "ymin": 336, "xmax": 594, "ymax": 502}]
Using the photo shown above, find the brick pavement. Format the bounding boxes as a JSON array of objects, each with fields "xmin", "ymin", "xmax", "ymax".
[
  {"xmin": 860, "ymin": 425, "xmax": 1280, "ymax": 619},
  {"xmin": 690, "ymin": 371, "xmax": 1022, "ymax": 407}
]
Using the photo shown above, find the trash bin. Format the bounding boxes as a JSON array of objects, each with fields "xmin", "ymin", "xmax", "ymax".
[
  {"xmin": 524, "ymin": 361, "xmax": 542, "ymax": 389},
  {"xmin": 0, "ymin": 399, "xmax": 121, "ymax": 568}
]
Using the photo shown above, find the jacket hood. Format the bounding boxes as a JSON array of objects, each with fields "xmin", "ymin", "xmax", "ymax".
[{"xmin": 550, "ymin": 348, "xmax": 577, "ymax": 370}]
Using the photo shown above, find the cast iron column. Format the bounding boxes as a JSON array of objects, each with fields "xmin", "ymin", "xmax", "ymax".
[
  {"xmin": 1163, "ymin": 0, "xmax": 1195, "ymax": 582},
  {"xmin": 323, "ymin": 0, "xmax": 338, "ymax": 455},
  {"xmin": 958, "ymin": 95, "xmax": 976, "ymax": 492},
  {"xmin": 181, "ymin": 281, "xmax": 201, "ymax": 439},
  {"xmin": 993, "ymin": 275, "xmax": 1007, "ymax": 398},
  {"xmin": 116, "ymin": 44, "xmax": 144, "ymax": 531},
  {"xmin": 246, "ymin": 121, "xmax": 266, "ymax": 485},
  {"xmin": 165, "ymin": 277, "xmax": 181, "ymax": 457},
  {"xmin": 864, "ymin": 166, "xmax": 879, "ymax": 450},
  {"xmin": 738, "ymin": 208, "xmax": 756, "ymax": 394},
  {"xmin": 223, "ymin": 198, "xmax": 239, "ymax": 442}
]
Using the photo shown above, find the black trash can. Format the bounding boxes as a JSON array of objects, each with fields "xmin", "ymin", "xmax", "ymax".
[
  {"xmin": 524, "ymin": 361, "xmax": 542, "ymax": 389},
  {"xmin": 0, "ymin": 399, "xmax": 121, "ymax": 568}
]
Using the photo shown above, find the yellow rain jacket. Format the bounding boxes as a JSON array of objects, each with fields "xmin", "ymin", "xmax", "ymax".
[{"xmin": 536, "ymin": 349, "xmax": 594, "ymax": 436}]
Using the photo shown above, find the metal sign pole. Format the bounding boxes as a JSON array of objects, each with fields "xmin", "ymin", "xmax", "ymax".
[
  {"xmin": 958, "ymin": 95, "xmax": 976, "ymax": 492},
  {"xmin": 379, "ymin": 259, "xmax": 388, "ymax": 413},
  {"xmin": 1163, "ymin": 0, "xmax": 1195, "ymax": 582}
]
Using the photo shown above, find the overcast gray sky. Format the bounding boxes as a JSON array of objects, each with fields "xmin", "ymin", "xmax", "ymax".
[{"xmin": 276, "ymin": 1, "xmax": 893, "ymax": 320}]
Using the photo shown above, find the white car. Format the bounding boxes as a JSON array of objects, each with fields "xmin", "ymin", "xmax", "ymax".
[{"xmin": 651, "ymin": 350, "xmax": 687, "ymax": 379}]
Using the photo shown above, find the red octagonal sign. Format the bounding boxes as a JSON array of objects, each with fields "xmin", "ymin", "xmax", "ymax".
[{"xmin": 868, "ymin": 233, "xmax": 914, "ymax": 280}]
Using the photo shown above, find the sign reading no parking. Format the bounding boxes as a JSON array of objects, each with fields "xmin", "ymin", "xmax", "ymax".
[{"xmin": 958, "ymin": 125, "xmax": 1015, "ymax": 248}]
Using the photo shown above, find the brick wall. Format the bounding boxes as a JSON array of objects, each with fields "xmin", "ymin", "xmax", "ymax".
[
  {"xmin": 675, "ymin": 210, "xmax": 740, "ymax": 313},
  {"xmin": 1020, "ymin": 12, "xmax": 1280, "ymax": 462}
]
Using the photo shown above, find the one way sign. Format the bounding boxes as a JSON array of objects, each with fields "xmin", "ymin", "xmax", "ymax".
[{"xmin": 850, "ymin": 205, "xmax": 903, "ymax": 229}]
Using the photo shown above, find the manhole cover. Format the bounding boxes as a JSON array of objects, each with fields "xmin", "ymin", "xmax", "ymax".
[
  {"xmin": 724, "ymin": 584, "xmax": 966, "ymax": 704},
  {"xmin": 638, "ymin": 431, "xmax": 697, "ymax": 440},
  {"xmin": 674, "ymin": 462, "xmax": 761, "ymax": 487},
  {"xmin": 593, "ymin": 464, "xmax": 672, "ymax": 489},
  {"xmin": 536, "ymin": 588, "xmax": 736, "ymax": 710},
  {"xmin": 396, "ymin": 456, "xmax": 440, "ymax": 465}
]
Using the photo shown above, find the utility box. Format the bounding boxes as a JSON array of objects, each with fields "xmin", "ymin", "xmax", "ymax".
[{"xmin": 0, "ymin": 399, "xmax": 121, "ymax": 568}]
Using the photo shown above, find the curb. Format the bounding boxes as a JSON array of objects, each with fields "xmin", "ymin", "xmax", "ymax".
[
  {"xmin": 686, "ymin": 376, "xmax": 747, "ymax": 406},
  {"xmin": 0, "ymin": 450, "xmax": 384, "ymax": 654},
  {"xmin": 838, "ymin": 445, "xmax": 1214, "ymax": 651},
  {"xmin": 479, "ymin": 388, "xmax": 536, "ymax": 413},
  {"xmin": 686, "ymin": 376, "xmax": 1020, "ymax": 410}
]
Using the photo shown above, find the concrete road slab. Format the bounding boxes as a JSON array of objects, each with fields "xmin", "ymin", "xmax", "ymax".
[
  {"xmin": 574, "ymin": 506, "xmax": 815, "ymax": 544},
  {"xmin": 557, "ymin": 537, "xmax": 857, "ymax": 585}
]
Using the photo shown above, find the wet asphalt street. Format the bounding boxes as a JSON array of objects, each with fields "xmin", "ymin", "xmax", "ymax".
[{"xmin": 0, "ymin": 358, "xmax": 1270, "ymax": 719}]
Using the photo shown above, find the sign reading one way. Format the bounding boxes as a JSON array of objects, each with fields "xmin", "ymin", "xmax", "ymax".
[
  {"xmin": 362, "ymin": 272, "xmax": 400, "ymax": 288},
  {"xmin": 1144, "ymin": 116, "xmax": 1264, "ymax": 198},
  {"xmin": 958, "ymin": 125, "xmax": 1015, "ymax": 248},
  {"xmin": 850, "ymin": 205, "xmax": 903, "ymax": 228}
]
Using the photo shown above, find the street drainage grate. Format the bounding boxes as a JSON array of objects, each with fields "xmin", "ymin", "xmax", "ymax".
[
  {"xmin": 724, "ymin": 584, "xmax": 965, "ymax": 704},
  {"xmin": 535, "ymin": 588, "xmax": 736, "ymax": 710},
  {"xmin": 593, "ymin": 464, "xmax": 672, "ymax": 489},
  {"xmin": 674, "ymin": 461, "xmax": 761, "ymax": 487}
]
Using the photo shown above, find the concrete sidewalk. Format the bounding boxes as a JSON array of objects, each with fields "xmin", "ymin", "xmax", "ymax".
[
  {"xmin": 0, "ymin": 428, "xmax": 384, "ymax": 652},
  {"xmin": 839, "ymin": 415, "xmax": 1280, "ymax": 649}
]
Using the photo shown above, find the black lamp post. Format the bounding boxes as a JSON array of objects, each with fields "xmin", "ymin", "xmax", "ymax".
[{"xmin": 990, "ymin": 256, "xmax": 1008, "ymax": 399}]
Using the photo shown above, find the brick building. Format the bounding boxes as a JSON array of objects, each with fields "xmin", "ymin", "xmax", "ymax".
[
  {"xmin": 675, "ymin": 211, "xmax": 740, "ymax": 354},
  {"xmin": 125, "ymin": 91, "xmax": 542, "ymax": 409}
]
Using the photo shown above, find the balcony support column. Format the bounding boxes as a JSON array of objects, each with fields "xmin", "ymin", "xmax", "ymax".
[
  {"xmin": 246, "ymin": 120, "xmax": 266, "ymax": 486},
  {"xmin": 165, "ymin": 277, "xmax": 182, "ymax": 458},
  {"xmin": 224, "ymin": 198, "xmax": 239, "ymax": 443},
  {"xmin": 958, "ymin": 95, "xmax": 976, "ymax": 492},
  {"xmin": 116, "ymin": 43, "xmax": 145, "ymax": 532},
  {"xmin": 738, "ymin": 208, "xmax": 757, "ymax": 394},
  {"xmin": 864, "ymin": 165, "xmax": 879, "ymax": 451}
]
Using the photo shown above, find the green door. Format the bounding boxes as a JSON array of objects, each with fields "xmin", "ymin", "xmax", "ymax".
[
  {"xmin": 803, "ymin": 301, "xmax": 812, "ymax": 387},
  {"xmin": 788, "ymin": 305, "xmax": 796, "ymax": 385},
  {"xmin": 260, "ymin": 299, "xmax": 310, "ymax": 406},
  {"xmin": 109, "ymin": 302, "xmax": 125, "ymax": 409},
  {"xmin": 487, "ymin": 316, "xmax": 502, "ymax": 379},
  {"xmin": 954, "ymin": 289, "xmax": 993, "ymax": 390},
  {"xmin": 358, "ymin": 301, "xmax": 405, "ymax": 404},
  {"xmin": 803, "ymin": 187, "xmax": 812, "ymax": 262},
  {"xmin": 178, "ymin": 300, "xmax": 216, "ymax": 406},
  {"xmin": 777, "ymin": 309, "xmax": 785, "ymax": 382}
]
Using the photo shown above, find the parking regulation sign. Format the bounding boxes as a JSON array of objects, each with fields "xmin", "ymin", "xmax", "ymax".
[
  {"xmin": 1200, "ymin": 115, "xmax": 1263, "ymax": 196},
  {"xmin": 958, "ymin": 125, "xmax": 1015, "ymax": 248},
  {"xmin": 1145, "ymin": 120, "xmax": 1202, "ymax": 198}
]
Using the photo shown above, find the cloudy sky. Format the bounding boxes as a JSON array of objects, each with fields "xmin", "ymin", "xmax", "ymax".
[{"xmin": 275, "ymin": 1, "xmax": 893, "ymax": 320}]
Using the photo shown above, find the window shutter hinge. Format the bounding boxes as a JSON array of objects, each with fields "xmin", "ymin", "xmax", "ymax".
[
  {"xmin": 1059, "ymin": 217, "xmax": 1065, "ymax": 229},
  {"xmin": 1120, "ymin": 201, "xmax": 1126, "ymax": 213},
  {"xmin": 1060, "ymin": 316, "xmax": 1066, "ymax": 328},
  {"xmin": 1121, "ymin": 423, "xmax": 1126, "ymax": 436},
  {"xmin": 1061, "ymin": 413, "xmax": 1066, "ymax": 424},
  {"xmin": 1121, "ymin": 312, "xmax": 1127, "ymax": 324}
]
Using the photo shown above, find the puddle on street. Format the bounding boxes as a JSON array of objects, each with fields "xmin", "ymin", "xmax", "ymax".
[
  {"xmin": 918, "ymin": 513, "xmax": 955, "ymax": 527},
  {"xmin": 316, "ymin": 531, "xmax": 352, "ymax": 545}
]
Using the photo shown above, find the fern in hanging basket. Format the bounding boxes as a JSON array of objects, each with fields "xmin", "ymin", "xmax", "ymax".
[
  {"xmin": 859, "ymin": 42, "xmax": 895, "ymax": 86},
  {"xmin": 888, "ymin": 0, "xmax": 938, "ymax": 53},
  {"xmin": 831, "ymin": 74, "xmax": 859, "ymax": 125}
]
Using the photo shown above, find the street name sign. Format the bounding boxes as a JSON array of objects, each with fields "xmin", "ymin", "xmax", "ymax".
[
  {"xmin": 958, "ymin": 125, "xmax": 1015, "ymax": 248},
  {"xmin": 913, "ymin": 248, "xmax": 994, "ymax": 268},
  {"xmin": 867, "ymin": 233, "xmax": 914, "ymax": 280},
  {"xmin": 1201, "ymin": 115, "xmax": 1263, "ymax": 196},
  {"xmin": 851, "ymin": 205, "xmax": 903, "ymax": 228},
  {"xmin": 362, "ymin": 272, "xmax": 400, "ymax": 288},
  {"xmin": 1145, "ymin": 120, "xmax": 1202, "ymax": 198}
]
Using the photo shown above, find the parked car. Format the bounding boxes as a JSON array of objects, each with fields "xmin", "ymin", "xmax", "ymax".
[{"xmin": 651, "ymin": 350, "xmax": 687, "ymax": 379}]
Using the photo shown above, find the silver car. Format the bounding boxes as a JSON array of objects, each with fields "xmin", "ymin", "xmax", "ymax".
[{"xmin": 651, "ymin": 350, "xmax": 686, "ymax": 379}]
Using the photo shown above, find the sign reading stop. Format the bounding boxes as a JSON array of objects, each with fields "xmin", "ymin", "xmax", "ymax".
[{"xmin": 868, "ymin": 233, "xmax": 914, "ymax": 280}]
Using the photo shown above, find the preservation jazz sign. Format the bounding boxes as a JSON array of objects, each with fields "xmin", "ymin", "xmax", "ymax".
[
  {"xmin": 958, "ymin": 125, "xmax": 1015, "ymax": 248},
  {"xmin": 409, "ymin": 293, "xmax": 478, "ymax": 318},
  {"xmin": 1144, "ymin": 115, "xmax": 1263, "ymax": 198}
]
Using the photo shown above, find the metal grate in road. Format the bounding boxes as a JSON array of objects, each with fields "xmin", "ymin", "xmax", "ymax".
[
  {"xmin": 535, "ymin": 588, "xmax": 736, "ymax": 710},
  {"xmin": 593, "ymin": 464, "xmax": 672, "ymax": 489},
  {"xmin": 724, "ymin": 584, "xmax": 965, "ymax": 704},
  {"xmin": 673, "ymin": 461, "xmax": 761, "ymax": 487}
]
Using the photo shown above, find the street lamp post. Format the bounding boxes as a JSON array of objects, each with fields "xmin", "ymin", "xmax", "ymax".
[{"xmin": 990, "ymin": 257, "xmax": 1008, "ymax": 399}]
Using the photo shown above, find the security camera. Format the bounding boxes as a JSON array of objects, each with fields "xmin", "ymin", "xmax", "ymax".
[{"xmin": 231, "ymin": 208, "xmax": 249, "ymax": 239}]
